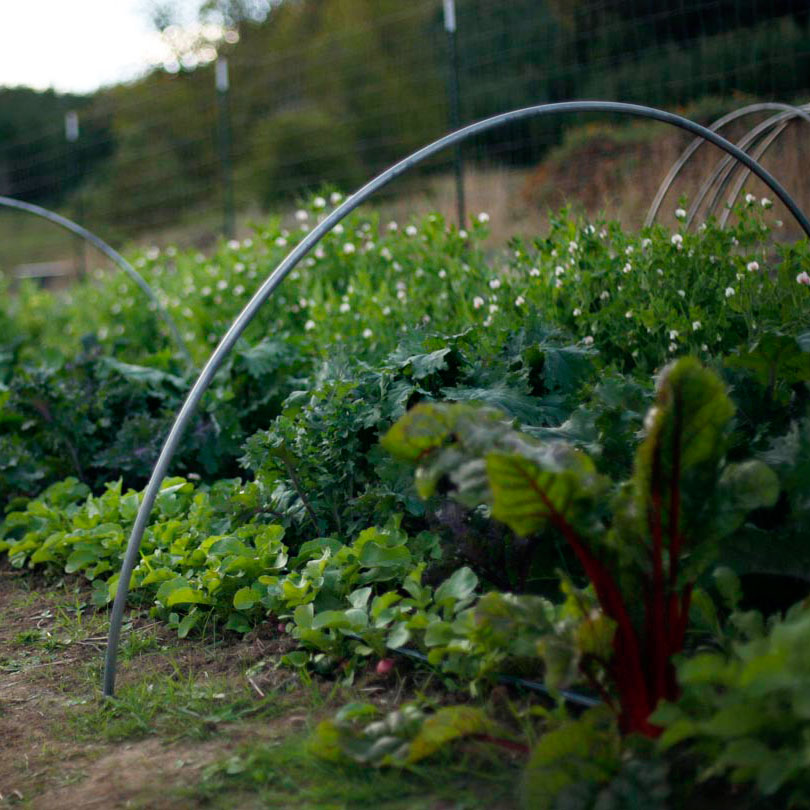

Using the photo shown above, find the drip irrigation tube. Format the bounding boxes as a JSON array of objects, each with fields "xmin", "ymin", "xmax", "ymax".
[
  {"xmin": 370, "ymin": 637, "xmax": 601, "ymax": 709},
  {"xmin": 103, "ymin": 100, "xmax": 810, "ymax": 698},
  {"xmin": 0, "ymin": 195, "xmax": 193, "ymax": 368}
]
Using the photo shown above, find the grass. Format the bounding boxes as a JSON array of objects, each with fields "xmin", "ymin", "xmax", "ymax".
[{"xmin": 193, "ymin": 734, "xmax": 520, "ymax": 810}]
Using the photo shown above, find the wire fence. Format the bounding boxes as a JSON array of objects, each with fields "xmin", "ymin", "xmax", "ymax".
[{"xmin": 3, "ymin": 0, "xmax": 810, "ymax": 273}]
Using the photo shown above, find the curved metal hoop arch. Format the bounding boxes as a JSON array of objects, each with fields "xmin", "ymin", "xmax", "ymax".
[
  {"xmin": 686, "ymin": 106, "xmax": 810, "ymax": 228},
  {"xmin": 102, "ymin": 100, "xmax": 810, "ymax": 697},
  {"xmin": 644, "ymin": 102, "xmax": 810, "ymax": 228},
  {"xmin": 718, "ymin": 108, "xmax": 810, "ymax": 229},
  {"xmin": 0, "ymin": 195, "xmax": 193, "ymax": 368}
]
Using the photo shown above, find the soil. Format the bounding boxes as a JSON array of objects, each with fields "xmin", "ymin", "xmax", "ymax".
[{"xmin": 0, "ymin": 566, "xmax": 310, "ymax": 809}]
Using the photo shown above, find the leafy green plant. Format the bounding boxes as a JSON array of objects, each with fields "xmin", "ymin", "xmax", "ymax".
[
  {"xmin": 384, "ymin": 358, "xmax": 780, "ymax": 735},
  {"xmin": 654, "ymin": 574, "xmax": 810, "ymax": 807}
]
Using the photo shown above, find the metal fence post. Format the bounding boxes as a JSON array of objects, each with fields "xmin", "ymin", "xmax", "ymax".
[
  {"xmin": 443, "ymin": 0, "xmax": 465, "ymax": 228},
  {"xmin": 216, "ymin": 57, "xmax": 235, "ymax": 240},
  {"xmin": 64, "ymin": 110, "xmax": 86, "ymax": 277}
]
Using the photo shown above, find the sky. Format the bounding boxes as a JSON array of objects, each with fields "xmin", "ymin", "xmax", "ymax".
[{"xmin": 0, "ymin": 1, "xmax": 203, "ymax": 94}]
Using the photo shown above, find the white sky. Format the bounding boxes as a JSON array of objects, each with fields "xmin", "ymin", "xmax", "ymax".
[{"xmin": 0, "ymin": 1, "xmax": 202, "ymax": 94}]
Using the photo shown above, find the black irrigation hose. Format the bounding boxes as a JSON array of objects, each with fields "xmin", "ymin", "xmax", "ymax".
[
  {"xmin": 103, "ymin": 100, "xmax": 810, "ymax": 698},
  {"xmin": 347, "ymin": 633, "xmax": 601, "ymax": 709},
  {"xmin": 0, "ymin": 195, "xmax": 194, "ymax": 369}
]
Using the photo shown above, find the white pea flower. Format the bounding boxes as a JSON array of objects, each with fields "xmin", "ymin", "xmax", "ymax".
[
  {"xmin": 477, "ymin": 212, "xmax": 490, "ymax": 223},
  {"xmin": 313, "ymin": 196, "xmax": 326, "ymax": 209},
  {"xmin": 405, "ymin": 225, "xmax": 418, "ymax": 237},
  {"xmin": 599, "ymin": 229, "xmax": 608, "ymax": 239},
  {"xmin": 483, "ymin": 316, "xmax": 492, "ymax": 327},
  {"xmin": 397, "ymin": 290, "xmax": 407, "ymax": 301},
  {"xmin": 343, "ymin": 243, "xmax": 356, "ymax": 255},
  {"xmin": 295, "ymin": 209, "xmax": 308, "ymax": 222},
  {"xmin": 573, "ymin": 308, "xmax": 582, "ymax": 317},
  {"xmin": 701, "ymin": 344, "xmax": 708, "ymax": 351},
  {"xmin": 550, "ymin": 249, "xmax": 558, "ymax": 258},
  {"xmin": 387, "ymin": 221, "xmax": 398, "ymax": 231},
  {"xmin": 380, "ymin": 247, "xmax": 393, "ymax": 261},
  {"xmin": 333, "ymin": 224, "xmax": 344, "ymax": 236},
  {"xmin": 217, "ymin": 279, "xmax": 228, "ymax": 291},
  {"xmin": 459, "ymin": 229, "xmax": 468, "ymax": 239},
  {"xmin": 675, "ymin": 208, "xmax": 687, "ymax": 220},
  {"xmin": 583, "ymin": 336, "xmax": 594, "ymax": 346},
  {"xmin": 515, "ymin": 296, "xmax": 525, "ymax": 306},
  {"xmin": 555, "ymin": 266, "xmax": 565, "ymax": 277},
  {"xmin": 489, "ymin": 278, "xmax": 501, "ymax": 290},
  {"xmin": 725, "ymin": 287, "xmax": 735, "ymax": 297},
  {"xmin": 304, "ymin": 319, "xmax": 316, "ymax": 331},
  {"xmin": 555, "ymin": 279, "xmax": 563, "ymax": 289},
  {"xmin": 698, "ymin": 222, "xmax": 707, "ymax": 233},
  {"xmin": 746, "ymin": 261, "xmax": 759, "ymax": 272},
  {"xmin": 339, "ymin": 302, "xmax": 350, "ymax": 313},
  {"xmin": 415, "ymin": 267, "xmax": 425, "ymax": 278},
  {"xmin": 736, "ymin": 273, "xmax": 743, "ymax": 281},
  {"xmin": 641, "ymin": 238, "xmax": 652, "ymax": 249},
  {"xmin": 625, "ymin": 311, "xmax": 632, "ymax": 319},
  {"xmin": 275, "ymin": 236, "xmax": 288, "ymax": 247},
  {"xmin": 796, "ymin": 271, "xmax": 810, "ymax": 285},
  {"xmin": 671, "ymin": 234, "xmax": 683, "ymax": 247},
  {"xmin": 776, "ymin": 219, "xmax": 784, "ymax": 228},
  {"xmin": 622, "ymin": 263, "xmax": 632, "ymax": 274},
  {"xmin": 362, "ymin": 328, "xmax": 373, "ymax": 339},
  {"xmin": 201, "ymin": 286, "xmax": 212, "ymax": 297},
  {"xmin": 617, "ymin": 285, "xmax": 623, "ymax": 292},
  {"xmin": 243, "ymin": 238, "xmax": 253, "ymax": 248},
  {"xmin": 669, "ymin": 329, "xmax": 679, "ymax": 340},
  {"xmin": 692, "ymin": 321, "xmax": 701, "ymax": 331},
  {"xmin": 677, "ymin": 289, "xmax": 686, "ymax": 297},
  {"xmin": 489, "ymin": 304, "xmax": 499, "ymax": 314},
  {"xmin": 363, "ymin": 241, "xmax": 375, "ymax": 252},
  {"xmin": 382, "ymin": 306, "xmax": 391, "ymax": 315},
  {"xmin": 227, "ymin": 239, "xmax": 240, "ymax": 250},
  {"xmin": 625, "ymin": 246, "xmax": 634, "ymax": 255},
  {"xmin": 669, "ymin": 342, "xmax": 678, "ymax": 352},
  {"xmin": 234, "ymin": 285, "xmax": 245, "ymax": 296},
  {"xmin": 656, "ymin": 268, "xmax": 664, "ymax": 276},
  {"xmin": 529, "ymin": 267, "xmax": 541, "ymax": 277},
  {"xmin": 568, "ymin": 241, "xmax": 578, "ymax": 253},
  {"xmin": 600, "ymin": 290, "xmax": 610, "ymax": 300},
  {"xmin": 473, "ymin": 296, "xmax": 485, "ymax": 309},
  {"xmin": 745, "ymin": 193, "xmax": 756, "ymax": 205},
  {"xmin": 330, "ymin": 192, "xmax": 343, "ymax": 204},
  {"xmin": 586, "ymin": 224, "xmax": 596, "ymax": 235},
  {"xmin": 761, "ymin": 197, "xmax": 772, "ymax": 208},
  {"xmin": 315, "ymin": 246, "xmax": 326, "ymax": 260}
]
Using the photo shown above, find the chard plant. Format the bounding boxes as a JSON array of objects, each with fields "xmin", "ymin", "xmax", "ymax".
[{"xmin": 383, "ymin": 357, "xmax": 779, "ymax": 735}]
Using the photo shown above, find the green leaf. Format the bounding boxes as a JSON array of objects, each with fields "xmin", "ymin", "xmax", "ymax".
[
  {"xmin": 233, "ymin": 587, "xmax": 257, "ymax": 611},
  {"xmin": 406, "ymin": 706, "xmax": 492, "ymax": 763},
  {"xmin": 486, "ymin": 442, "xmax": 604, "ymax": 537},
  {"xmin": 434, "ymin": 567, "xmax": 478, "ymax": 606}
]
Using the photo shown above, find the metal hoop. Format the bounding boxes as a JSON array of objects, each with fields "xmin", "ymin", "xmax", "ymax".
[
  {"xmin": 718, "ymin": 112, "xmax": 810, "ymax": 229},
  {"xmin": 644, "ymin": 102, "xmax": 810, "ymax": 227},
  {"xmin": 103, "ymin": 100, "xmax": 810, "ymax": 696},
  {"xmin": 0, "ymin": 195, "xmax": 193, "ymax": 368}
]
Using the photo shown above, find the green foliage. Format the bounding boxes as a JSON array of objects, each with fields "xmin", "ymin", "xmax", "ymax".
[
  {"xmin": 655, "ymin": 587, "xmax": 810, "ymax": 807},
  {"xmin": 310, "ymin": 701, "xmax": 494, "ymax": 766},
  {"xmin": 385, "ymin": 358, "xmax": 780, "ymax": 735}
]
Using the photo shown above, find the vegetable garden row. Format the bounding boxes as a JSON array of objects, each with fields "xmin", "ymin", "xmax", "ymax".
[{"xmin": 2, "ymin": 191, "xmax": 810, "ymax": 808}]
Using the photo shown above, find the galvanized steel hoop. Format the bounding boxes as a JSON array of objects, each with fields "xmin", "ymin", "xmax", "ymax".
[
  {"xmin": 102, "ymin": 100, "xmax": 810, "ymax": 696},
  {"xmin": 0, "ymin": 195, "xmax": 194, "ymax": 368}
]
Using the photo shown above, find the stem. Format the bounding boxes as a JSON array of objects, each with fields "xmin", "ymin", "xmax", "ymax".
[{"xmin": 280, "ymin": 449, "xmax": 320, "ymax": 532}]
